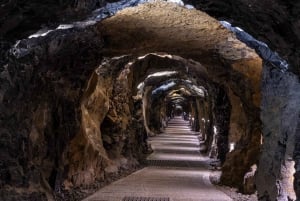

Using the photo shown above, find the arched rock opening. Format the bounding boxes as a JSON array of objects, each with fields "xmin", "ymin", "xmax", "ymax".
[{"xmin": 1, "ymin": 1, "xmax": 300, "ymax": 201}]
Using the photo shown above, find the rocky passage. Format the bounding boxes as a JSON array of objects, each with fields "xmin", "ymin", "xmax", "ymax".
[
  {"xmin": 83, "ymin": 116, "xmax": 232, "ymax": 201},
  {"xmin": 1, "ymin": 1, "xmax": 300, "ymax": 200}
]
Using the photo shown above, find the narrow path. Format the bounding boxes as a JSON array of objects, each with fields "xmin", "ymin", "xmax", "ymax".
[{"xmin": 84, "ymin": 116, "xmax": 232, "ymax": 201}]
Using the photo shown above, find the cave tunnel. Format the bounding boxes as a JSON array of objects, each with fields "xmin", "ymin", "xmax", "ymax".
[{"xmin": 1, "ymin": 1, "xmax": 300, "ymax": 201}]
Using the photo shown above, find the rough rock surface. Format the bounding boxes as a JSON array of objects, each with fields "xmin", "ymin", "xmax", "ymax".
[
  {"xmin": 210, "ymin": 170, "xmax": 258, "ymax": 201},
  {"xmin": 256, "ymin": 63, "xmax": 300, "ymax": 201},
  {"xmin": 243, "ymin": 165, "xmax": 257, "ymax": 194},
  {"xmin": 183, "ymin": 0, "xmax": 300, "ymax": 73},
  {"xmin": 2, "ymin": 0, "xmax": 299, "ymax": 73},
  {"xmin": 1, "ymin": 0, "xmax": 300, "ymax": 201},
  {"xmin": 0, "ymin": 25, "xmax": 104, "ymax": 200},
  {"xmin": 0, "ymin": 0, "xmax": 106, "ymax": 41},
  {"xmin": 0, "ymin": 25, "xmax": 148, "ymax": 201},
  {"xmin": 1, "ymin": 2, "xmax": 264, "ymax": 199},
  {"xmin": 99, "ymin": 1, "xmax": 258, "ymax": 64}
]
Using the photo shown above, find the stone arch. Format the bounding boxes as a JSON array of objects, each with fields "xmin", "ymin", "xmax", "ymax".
[{"xmin": 3, "ymin": 1, "xmax": 300, "ymax": 200}]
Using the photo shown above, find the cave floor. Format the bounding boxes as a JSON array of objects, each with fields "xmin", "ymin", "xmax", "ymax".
[{"xmin": 83, "ymin": 116, "xmax": 232, "ymax": 201}]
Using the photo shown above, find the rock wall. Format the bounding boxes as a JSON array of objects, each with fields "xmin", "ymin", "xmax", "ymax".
[
  {"xmin": 0, "ymin": 0, "xmax": 106, "ymax": 41},
  {"xmin": 66, "ymin": 58, "xmax": 146, "ymax": 189},
  {"xmin": 0, "ymin": 23, "xmax": 149, "ymax": 200},
  {"xmin": 0, "ymin": 25, "xmax": 104, "ymax": 200},
  {"xmin": 256, "ymin": 63, "xmax": 300, "ymax": 201},
  {"xmin": 183, "ymin": 0, "xmax": 300, "ymax": 73},
  {"xmin": 1, "ymin": 1, "xmax": 300, "ymax": 200},
  {"xmin": 206, "ymin": 58, "xmax": 261, "ymax": 191},
  {"xmin": 67, "ymin": 70, "xmax": 111, "ymax": 187},
  {"xmin": 213, "ymin": 87, "xmax": 231, "ymax": 164}
]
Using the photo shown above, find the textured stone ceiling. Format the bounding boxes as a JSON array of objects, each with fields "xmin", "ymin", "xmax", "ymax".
[
  {"xmin": 99, "ymin": 1, "xmax": 259, "ymax": 63},
  {"xmin": 3, "ymin": 1, "xmax": 300, "ymax": 201},
  {"xmin": 98, "ymin": 2, "xmax": 262, "ymax": 107},
  {"xmin": 182, "ymin": 0, "xmax": 300, "ymax": 73}
]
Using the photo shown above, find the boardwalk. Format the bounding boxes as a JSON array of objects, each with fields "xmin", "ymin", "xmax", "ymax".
[{"xmin": 84, "ymin": 116, "xmax": 232, "ymax": 201}]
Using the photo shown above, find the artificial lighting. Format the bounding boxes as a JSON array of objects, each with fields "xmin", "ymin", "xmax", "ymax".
[
  {"xmin": 28, "ymin": 30, "xmax": 53, "ymax": 38},
  {"xmin": 229, "ymin": 143, "xmax": 235, "ymax": 152},
  {"xmin": 213, "ymin": 126, "xmax": 217, "ymax": 134},
  {"xmin": 190, "ymin": 85, "xmax": 205, "ymax": 97},
  {"xmin": 138, "ymin": 55, "xmax": 147, "ymax": 60},
  {"xmin": 152, "ymin": 81, "xmax": 176, "ymax": 94},
  {"xmin": 167, "ymin": 0, "xmax": 184, "ymax": 6},
  {"xmin": 57, "ymin": 24, "xmax": 74, "ymax": 30},
  {"xmin": 137, "ymin": 82, "xmax": 144, "ymax": 90},
  {"xmin": 146, "ymin": 71, "xmax": 177, "ymax": 79}
]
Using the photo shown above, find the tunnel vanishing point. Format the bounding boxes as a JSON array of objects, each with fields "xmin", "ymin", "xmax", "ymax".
[{"xmin": 1, "ymin": 0, "xmax": 300, "ymax": 201}]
